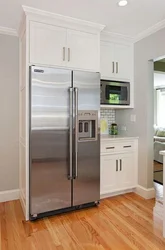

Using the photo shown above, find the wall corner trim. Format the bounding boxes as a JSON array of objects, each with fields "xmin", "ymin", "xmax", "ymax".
[
  {"xmin": 0, "ymin": 189, "xmax": 19, "ymax": 202},
  {"xmin": 135, "ymin": 185, "xmax": 155, "ymax": 199},
  {"xmin": 0, "ymin": 26, "xmax": 18, "ymax": 37}
]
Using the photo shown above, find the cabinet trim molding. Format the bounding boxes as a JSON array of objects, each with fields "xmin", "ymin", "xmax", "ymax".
[{"xmin": 22, "ymin": 5, "xmax": 105, "ymax": 33}]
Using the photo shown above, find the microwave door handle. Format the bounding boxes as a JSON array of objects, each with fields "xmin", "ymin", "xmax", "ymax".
[{"xmin": 74, "ymin": 87, "xmax": 78, "ymax": 179}]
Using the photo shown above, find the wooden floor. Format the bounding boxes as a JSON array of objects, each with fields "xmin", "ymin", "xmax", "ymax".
[
  {"xmin": 154, "ymin": 161, "xmax": 163, "ymax": 172},
  {"xmin": 1, "ymin": 193, "xmax": 165, "ymax": 250}
]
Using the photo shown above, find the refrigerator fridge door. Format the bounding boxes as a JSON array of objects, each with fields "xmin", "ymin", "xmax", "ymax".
[
  {"xmin": 30, "ymin": 66, "xmax": 72, "ymax": 216},
  {"xmin": 72, "ymin": 71, "xmax": 100, "ymax": 206}
]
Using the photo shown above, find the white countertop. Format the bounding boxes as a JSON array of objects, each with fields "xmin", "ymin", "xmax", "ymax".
[
  {"xmin": 101, "ymin": 134, "xmax": 139, "ymax": 141},
  {"xmin": 160, "ymin": 150, "xmax": 165, "ymax": 156}
]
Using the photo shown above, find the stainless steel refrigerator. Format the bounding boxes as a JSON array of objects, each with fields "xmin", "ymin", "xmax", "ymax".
[{"xmin": 29, "ymin": 66, "xmax": 100, "ymax": 220}]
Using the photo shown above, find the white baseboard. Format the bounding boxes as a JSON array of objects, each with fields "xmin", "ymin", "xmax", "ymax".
[
  {"xmin": 101, "ymin": 188, "xmax": 135, "ymax": 199},
  {"xmin": 0, "ymin": 189, "xmax": 19, "ymax": 202},
  {"xmin": 135, "ymin": 185, "xmax": 155, "ymax": 199}
]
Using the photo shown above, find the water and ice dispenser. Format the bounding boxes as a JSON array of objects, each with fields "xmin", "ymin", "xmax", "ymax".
[{"xmin": 78, "ymin": 111, "xmax": 98, "ymax": 141}]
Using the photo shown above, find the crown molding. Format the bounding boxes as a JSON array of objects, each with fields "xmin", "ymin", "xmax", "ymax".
[
  {"xmin": 22, "ymin": 5, "xmax": 105, "ymax": 32},
  {"xmin": 134, "ymin": 19, "xmax": 165, "ymax": 43},
  {"xmin": 101, "ymin": 30, "xmax": 134, "ymax": 44},
  {"xmin": 0, "ymin": 26, "xmax": 17, "ymax": 36}
]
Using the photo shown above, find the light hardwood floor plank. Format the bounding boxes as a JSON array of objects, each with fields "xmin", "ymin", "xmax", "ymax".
[{"xmin": 1, "ymin": 193, "xmax": 165, "ymax": 250}]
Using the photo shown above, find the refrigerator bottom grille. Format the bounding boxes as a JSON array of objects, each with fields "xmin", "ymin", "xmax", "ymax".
[{"xmin": 29, "ymin": 200, "xmax": 100, "ymax": 221}]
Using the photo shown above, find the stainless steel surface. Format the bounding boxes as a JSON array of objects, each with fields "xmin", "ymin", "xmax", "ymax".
[
  {"xmin": 101, "ymin": 80, "xmax": 130, "ymax": 105},
  {"xmin": 73, "ymin": 71, "xmax": 100, "ymax": 206},
  {"xmin": 116, "ymin": 62, "xmax": 118, "ymax": 73},
  {"xmin": 116, "ymin": 160, "xmax": 118, "ymax": 171},
  {"xmin": 63, "ymin": 47, "xmax": 65, "ymax": 61},
  {"xmin": 30, "ymin": 67, "xmax": 100, "ymax": 217},
  {"xmin": 120, "ymin": 159, "xmax": 122, "ymax": 171},
  {"xmin": 112, "ymin": 62, "xmax": 115, "ymax": 73},
  {"xmin": 30, "ymin": 66, "xmax": 72, "ymax": 215},
  {"xmin": 78, "ymin": 111, "xmax": 98, "ymax": 141},
  {"xmin": 68, "ymin": 48, "xmax": 70, "ymax": 62},
  {"xmin": 69, "ymin": 87, "xmax": 73, "ymax": 180},
  {"xmin": 74, "ymin": 87, "xmax": 78, "ymax": 179}
]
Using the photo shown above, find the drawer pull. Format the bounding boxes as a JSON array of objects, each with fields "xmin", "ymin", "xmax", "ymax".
[
  {"xmin": 106, "ymin": 147, "xmax": 115, "ymax": 150},
  {"xmin": 123, "ymin": 145, "xmax": 131, "ymax": 148}
]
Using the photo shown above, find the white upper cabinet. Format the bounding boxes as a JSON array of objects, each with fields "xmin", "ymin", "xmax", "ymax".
[
  {"xmin": 30, "ymin": 22, "xmax": 67, "ymax": 67},
  {"xmin": 100, "ymin": 42, "xmax": 115, "ymax": 78},
  {"xmin": 115, "ymin": 44, "xmax": 131, "ymax": 80},
  {"xmin": 100, "ymin": 41, "xmax": 132, "ymax": 81},
  {"xmin": 67, "ymin": 29, "xmax": 99, "ymax": 71},
  {"xmin": 29, "ymin": 21, "xmax": 101, "ymax": 72}
]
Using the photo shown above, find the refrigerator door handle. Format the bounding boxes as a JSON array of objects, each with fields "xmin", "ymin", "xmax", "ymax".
[
  {"xmin": 74, "ymin": 87, "xmax": 78, "ymax": 179},
  {"xmin": 68, "ymin": 87, "xmax": 73, "ymax": 180}
]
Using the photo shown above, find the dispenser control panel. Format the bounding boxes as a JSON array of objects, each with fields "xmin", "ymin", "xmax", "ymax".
[{"xmin": 78, "ymin": 111, "xmax": 98, "ymax": 141}]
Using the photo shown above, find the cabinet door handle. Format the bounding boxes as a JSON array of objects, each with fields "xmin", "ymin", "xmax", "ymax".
[
  {"xmin": 116, "ymin": 62, "xmax": 118, "ymax": 73},
  {"xmin": 106, "ymin": 147, "xmax": 115, "ymax": 150},
  {"xmin": 116, "ymin": 160, "xmax": 118, "ymax": 171},
  {"xmin": 112, "ymin": 62, "xmax": 115, "ymax": 73},
  {"xmin": 63, "ymin": 47, "xmax": 65, "ymax": 61},
  {"xmin": 120, "ymin": 159, "xmax": 122, "ymax": 171},
  {"xmin": 123, "ymin": 145, "xmax": 131, "ymax": 148},
  {"xmin": 68, "ymin": 48, "xmax": 70, "ymax": 62}
]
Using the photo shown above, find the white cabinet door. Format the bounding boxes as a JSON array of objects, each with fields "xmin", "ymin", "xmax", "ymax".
[
  {"xmin": 101, "ymin": 155, "xmax": 117, "ymax": 194},
  {"xmin": 100, "ymin": 41, "xmax": 115, "ymax": 79},
  {"xmin": 67, "ymin": 29, "xmax": 99, "ymax": 71},
  {"xmin": 118, "ymin": 153, "xmax": 135, "ymax": 189},
  {"xmin": 115, "ymin": 44, "xmax": 131, "ymax": 80},
  {"xmin": 30, "ymin": 22, "xmax": 67, "ymax": 67}
]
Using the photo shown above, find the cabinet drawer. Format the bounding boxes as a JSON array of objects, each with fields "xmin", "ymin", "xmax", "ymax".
[{"xmin": 101, "ymin": 141, "xmax": 134, "ymax": 154}]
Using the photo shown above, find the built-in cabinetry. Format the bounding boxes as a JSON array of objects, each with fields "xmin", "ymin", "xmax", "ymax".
[
  {"xmin": 100, "ymin": 41, "xmax": 131, "ymax": 81},
  {"xmin": 100, "ymin": 33, "xmax": 134, "ymax": 109},
  {"xmin": 19, "ymin": 6, "xmax": 104, "ymax": 220},
  {"xmin": 30, "ymin": 21, "xmax": 100, "ymax": 71},
  {"xmin": 100, "ymin": 137, "xmax": 138, "ymax": 197}
]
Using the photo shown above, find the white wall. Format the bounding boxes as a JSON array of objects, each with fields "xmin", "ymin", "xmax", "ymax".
[
  {"xmin": 116, "ymin": 28, "xmax": 165, "ymax": 189},
  {"xmin": 0, "ymin": 34, "xmax": 19, "ymax": 191}
]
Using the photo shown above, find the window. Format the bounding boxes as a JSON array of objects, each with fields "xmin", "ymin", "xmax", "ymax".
[{"xmin": 157, "ymin": 89, "xmax": 165, "ymax": 127}]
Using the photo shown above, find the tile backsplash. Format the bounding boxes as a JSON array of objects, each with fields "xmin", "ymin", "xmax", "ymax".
[{"xmin": 100, "ymin": 109, "xmax": 116, "ymax": 126}]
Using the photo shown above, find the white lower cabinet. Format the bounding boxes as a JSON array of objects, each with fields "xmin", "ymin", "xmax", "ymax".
[
  {"xmin": 101, "ymin": 138, "xmax": 138, "ymax": 196},
  {"xmin": 118, "ymin": 153, "xmax": 135, "ymax": 189},
  {"xmin": 101, "ymin": 155, "xmax": 118, "ymax": 194}
]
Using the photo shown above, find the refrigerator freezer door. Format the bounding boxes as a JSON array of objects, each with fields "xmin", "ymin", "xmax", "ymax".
[
  {"xmin": 73, "ymin": 71, "xmax": 100, "ymax": 206},
  {"xmin": 30, "ymin": 66, "xmax": 72, "ymax": 216}
]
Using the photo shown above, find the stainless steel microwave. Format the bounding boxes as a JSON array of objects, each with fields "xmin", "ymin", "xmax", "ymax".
[{"xmin": 101, "ymin": 80, "xmax": 130, "ymax": 105}]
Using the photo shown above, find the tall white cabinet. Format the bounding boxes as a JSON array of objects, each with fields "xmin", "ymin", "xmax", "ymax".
[{"xmin": 19, "ymin": 6, "xmax": 104, "ymax": 220}]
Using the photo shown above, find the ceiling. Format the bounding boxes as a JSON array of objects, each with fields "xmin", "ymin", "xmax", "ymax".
[{"xmin": 1, "ymin": 0, "xmax": 165, "ymax": 38}]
